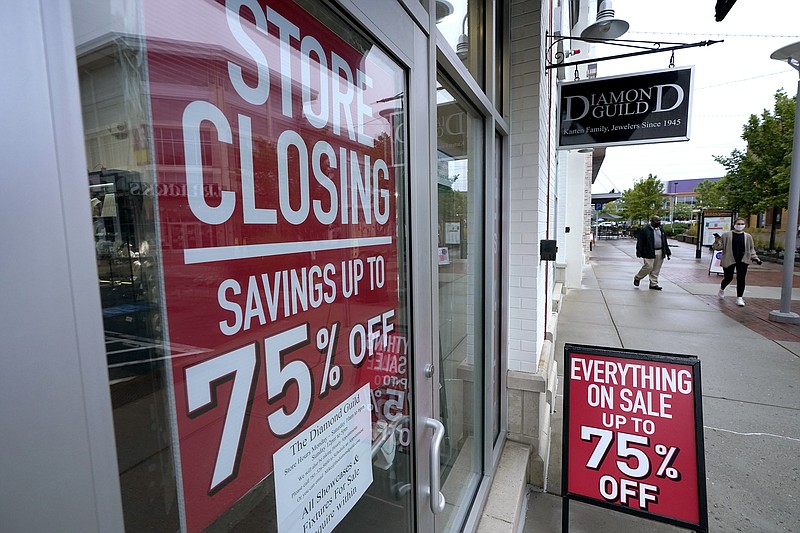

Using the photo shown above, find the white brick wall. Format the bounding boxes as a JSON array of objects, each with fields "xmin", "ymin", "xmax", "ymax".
[{"xmin": 507, "ymin": 0, "xmax": 557, "ymax": 373}]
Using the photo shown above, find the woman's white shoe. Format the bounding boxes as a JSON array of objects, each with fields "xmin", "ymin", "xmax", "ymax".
[{"xmin": 736, "ymin": 297, "xmax": 745, "ymax": 307}]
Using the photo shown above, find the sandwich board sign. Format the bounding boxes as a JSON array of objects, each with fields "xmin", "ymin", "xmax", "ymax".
[{"xmin": 562, "ymin": 344, "xmax": 708, "ymax": 532}]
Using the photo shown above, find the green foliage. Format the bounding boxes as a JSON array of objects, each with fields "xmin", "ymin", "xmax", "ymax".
[
  {"xmin": 438, "ymin": 184, "xmax": 467, "ymax": 224},
  {"xmin": 671, "ymin": 202, "xmax": 693, "ymax": 221},
  {"xmin": 600, "ymin": 199, "xmax": 625, "ymax": 218},
  {"xmin": 749, "ymin": 228, "xmax": 783, "ymax": 252},
  {"xmin": 665, "ymin": 222, "xmax": 689, "ymax": 237},
  {"xmin": 621, "ymin": 174, "xmax": 666, "ymax": 222},
  {"xmin": 695, "ymin": 179, "xmax": 726, "ymax": 210},
  {"xmin": 713, "ymin": 90, "xmax": 796, "ymax": 215}
]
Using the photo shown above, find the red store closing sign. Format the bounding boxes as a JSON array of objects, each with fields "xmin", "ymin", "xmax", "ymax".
[
  {"xmin": 562, "ymin": 344, "xmax": 708, "ymax": 532},
  {"xmin": 143, "ymin": 0, "xmax": 405, "ymax": 530}
]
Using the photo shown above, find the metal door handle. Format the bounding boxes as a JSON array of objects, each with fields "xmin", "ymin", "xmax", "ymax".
[{"xmin": 425, "ymin": 418, "xmax": 446, "ymax": 514}]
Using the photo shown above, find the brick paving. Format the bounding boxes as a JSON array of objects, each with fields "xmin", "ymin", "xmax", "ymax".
[
  {"xmin": 666, "ymin": 259, "xmax": 800, "ymax": 288},
  {"xmin": 672, "ymin": 254, "xmax": 800, "ymax": 341},
  {"xmin": 697, "ymin": 294, "xmax": 800, "ymax": 342}
]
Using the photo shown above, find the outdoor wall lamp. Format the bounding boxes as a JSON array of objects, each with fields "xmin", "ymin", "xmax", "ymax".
[
  {"xmin": 435, "ymin": 0, "xmax": 454, "ymax": 23},
  {"xmin": 457, "ymin": 13, "xmax": 469, "ymax": 61},
  {"xmin": 581, "ymin": 0, "xmax": 629, "ymax": 40}
]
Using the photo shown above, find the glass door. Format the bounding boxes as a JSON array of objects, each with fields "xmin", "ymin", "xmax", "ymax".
[{"xmin": 71, "ymin": 0, "xmax": 437, "ymax": 531}]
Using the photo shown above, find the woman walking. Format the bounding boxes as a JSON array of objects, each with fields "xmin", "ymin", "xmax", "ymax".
[{"xmin": 712, "ymin": 218, "xmax": 762, "ymax": 306}]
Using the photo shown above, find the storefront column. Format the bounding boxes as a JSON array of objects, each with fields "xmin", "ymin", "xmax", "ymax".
[{"xmin": 0, "ymin": 2, "xmax": 123, "ymax": 531}]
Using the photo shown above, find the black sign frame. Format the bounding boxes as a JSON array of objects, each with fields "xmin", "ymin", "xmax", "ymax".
[{"xmin": 561, "ymin": 343, "xmax": 708, "ymax": 533}]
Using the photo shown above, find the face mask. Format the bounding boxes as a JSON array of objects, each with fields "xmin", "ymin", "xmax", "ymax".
[{"xmin": 734, "ymin": 224, "xmax": 745, "ymax": 231}]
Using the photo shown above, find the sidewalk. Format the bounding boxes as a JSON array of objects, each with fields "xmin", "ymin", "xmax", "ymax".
[{"xmin": 523, "ymin": 237, "xmax": 800, "ymax": 532}]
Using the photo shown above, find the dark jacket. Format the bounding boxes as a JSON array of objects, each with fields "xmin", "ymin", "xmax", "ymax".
[{"xmin": 636, "ymin": 224, "xmax": 671, "ymax": 259}]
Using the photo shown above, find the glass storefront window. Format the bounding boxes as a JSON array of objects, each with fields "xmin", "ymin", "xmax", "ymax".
[
  {"xmin": 492, "ymin": 133, "xmax": 502, "ymax": 444},
  {"xmin": 494, "ymin": 0, "xmax": 505, "ymax": 113},
  {"xmin": 436, "ymin": 76, "xmax": 485, "ymax": 530},
  {"xmin": 73, "ymin": 1, "xmax": 415, "ymax": 531},
  {"xmin": 435, "ymin": 0, "xmax": 486, "ymax": 88}
]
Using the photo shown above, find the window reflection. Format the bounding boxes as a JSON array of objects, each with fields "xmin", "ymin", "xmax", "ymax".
[
  {"xmin": 495, "ymin": 0, "xmax": 505, "ymax": 113},
  {"xmin": 435, "ymin": 0, "xmax": 485, "ymax": 87},
  {"xmin": 79, "ymin": 33, "xmax": 180, "ymax": 527},
  {"xmin": 436, "ymin": 78, "xmax": 485, "ymax": 530},
  {"xmin": 74, "ymin": 1, "xmax": 413, "ymax": 531}
]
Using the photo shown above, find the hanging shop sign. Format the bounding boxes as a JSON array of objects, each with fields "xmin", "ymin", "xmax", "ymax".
[
  {"xmin": 562, "ymin": 344, "xmax": 708, "ymax": 532},
  {"xmin": 143, "ymin": 0, "xmax": 404, "ymax": 531},
  {"xmin": 557, "ymin": 67, "xmax": 693, "ymax": 150}
]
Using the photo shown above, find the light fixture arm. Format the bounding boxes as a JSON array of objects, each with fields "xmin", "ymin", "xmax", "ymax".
[{"xmin": 545, "ymin": 34, "xmax": 723, "ymax": 70}]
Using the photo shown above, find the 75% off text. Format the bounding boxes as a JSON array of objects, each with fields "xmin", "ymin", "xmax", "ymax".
[
  {"xmin": 580, "ymin": 426, "xmax": 681, "ymax": 511},
  {"xmin": 184, "ymin": 308, "xmax": 395, "ymax": 493}
]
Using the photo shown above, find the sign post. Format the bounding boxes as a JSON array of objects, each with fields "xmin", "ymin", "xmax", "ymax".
[{"xmin": 562, "ymin": 344, "xmax": 707, "ymax": 532}]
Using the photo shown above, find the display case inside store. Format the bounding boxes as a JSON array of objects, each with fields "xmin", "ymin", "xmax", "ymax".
[{"xmin": 89, "ymin": 169, "xmax": 160, "ymax": 379}]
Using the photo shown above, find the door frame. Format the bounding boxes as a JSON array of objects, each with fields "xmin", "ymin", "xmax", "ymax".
[
  {"xmin": 1, "ymin": 1, "xmax": 125, "ymax": 531},
  {"xmin": 337, "ymin": 0, "xmax": 439, "ymax": 531}
]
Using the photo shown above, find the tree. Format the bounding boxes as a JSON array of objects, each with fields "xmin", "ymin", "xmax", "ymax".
[
  {"xmin": 671, "ymin": 202, "xmax": 694, "ymax": 221},
  {"xmin": 622, "ymin": 174, "xmax": 666, "ymax": 222},
  {"xmin": 714, "ymin": 90, "xmax": 796, "ymax": 248},
  {"xmin": 599, "ymin": 199, "xmax": 625, "ymax": 219},
  {"xmin": 695, "ymin": 178, "xmax": 727, "ymax": 210}
]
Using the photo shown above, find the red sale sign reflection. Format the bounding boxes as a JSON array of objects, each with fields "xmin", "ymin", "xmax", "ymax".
[
  {"xmin": 360, "ymin": 331, "xmax": 411, "ymax": 449},
  {"xmin": 143, "ymin": 0, "xmax": 405, "ymax": 531},
  {"xmin": 564, "ymin": 347, "xmax": 707, "ymax": 530}
]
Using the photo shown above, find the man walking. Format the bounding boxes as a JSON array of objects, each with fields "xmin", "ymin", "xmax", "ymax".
[{"xmin": 634, "ymin": 215, "xmax": 671, "ymax": 290}]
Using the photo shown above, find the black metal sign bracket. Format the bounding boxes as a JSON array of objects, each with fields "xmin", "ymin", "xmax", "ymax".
[{"xmin": 545, "ymin": 34, "xmax": 723, "ymax": 71}]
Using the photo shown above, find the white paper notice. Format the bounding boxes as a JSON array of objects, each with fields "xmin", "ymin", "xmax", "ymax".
[{"xmin": 273, "ymin": 383, "xmax": 373, "ymax": 533}]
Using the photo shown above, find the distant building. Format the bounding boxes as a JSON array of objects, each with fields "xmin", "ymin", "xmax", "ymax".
[
  {"xmin": 665, "ymin": 178, "xmax": 721, "ymax": 207},
  {"xmin": 664, "ymin": 178, "xmax": 722, "ymax": 221}
]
